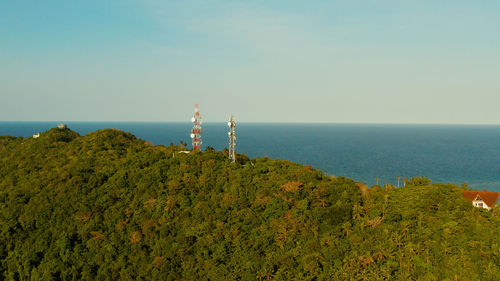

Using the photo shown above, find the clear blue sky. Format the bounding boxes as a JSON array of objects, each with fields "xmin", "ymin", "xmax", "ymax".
[{"xmin": 1, "ymin": 0, "xmax": 499, "ymax": 123}]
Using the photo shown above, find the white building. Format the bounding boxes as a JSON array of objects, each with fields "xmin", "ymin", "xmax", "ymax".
[{"xmin": 462, "ymin": 190, "xmax": 500, "ymax": 210}]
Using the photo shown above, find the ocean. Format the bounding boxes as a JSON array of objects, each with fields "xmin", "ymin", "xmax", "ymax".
[{"xmin": 1, "ymin": 121, "xmax": 500, "ymax": 192}]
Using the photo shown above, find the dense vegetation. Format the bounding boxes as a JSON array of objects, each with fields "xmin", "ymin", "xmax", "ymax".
[{"xmin": 0, "ymin": 128, "xmax": 498, "ymax": 280}]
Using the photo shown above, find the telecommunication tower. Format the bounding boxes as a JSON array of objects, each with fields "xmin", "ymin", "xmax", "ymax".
[
  {"xmin": 228, "ymin": 115, "xmax": 236, "ymax": 162},
  {"xmin": 190, "ymin": 104, "xmax": 203, "ymax": 151}
]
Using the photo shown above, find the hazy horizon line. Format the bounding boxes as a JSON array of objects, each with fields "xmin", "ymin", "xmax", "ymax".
[{"xmin": 2, "ymin": 120, "xmax": 500, "ymax": 126}]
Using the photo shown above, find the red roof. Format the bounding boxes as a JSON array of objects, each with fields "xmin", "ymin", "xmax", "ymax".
[{"xmin": 462, "ymin": 189, "xmax": 500, "ymax": 208}]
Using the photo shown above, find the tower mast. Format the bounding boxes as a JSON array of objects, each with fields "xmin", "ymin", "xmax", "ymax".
[
  {"xmin": 190, "ymin": 104, "xmax": 202, "ymax": 151},
  {"xmin": 228, "ymin": 115, "xmax": 236, "ymax": 163}
]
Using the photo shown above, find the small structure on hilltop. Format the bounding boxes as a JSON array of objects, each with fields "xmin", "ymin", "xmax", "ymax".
[
  {"xmin": 32, "ymin": 133, "xmax": 40, "ymax": 139},
  {"xmin": 190, "ymin": 104, "xmax": 202, "ymax": 151},
  {"xmin": 57, "ymin": 123, "xmax": 67, "ymax": 129},
  {"xmin": 462, "ymin": 189, "xmax": 500, "ymax": 210},
  {"xmin": 228, "ymin": 115, "xmax": 236, "ymax": 163}
]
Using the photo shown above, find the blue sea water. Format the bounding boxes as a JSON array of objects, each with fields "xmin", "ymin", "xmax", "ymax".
[{"xmin": 1, "ymin": 121, "xmax": 500, "ymax": 192}]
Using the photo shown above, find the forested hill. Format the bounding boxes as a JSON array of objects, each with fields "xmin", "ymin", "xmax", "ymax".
[{"xmin": 0, "ymin": 128, "xmax": 499, "ymax": 280}]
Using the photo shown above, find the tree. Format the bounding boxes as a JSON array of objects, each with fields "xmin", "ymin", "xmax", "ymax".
[{"xmin": 408, "ymin": 177, "xmax": 432, "ymax": 186}]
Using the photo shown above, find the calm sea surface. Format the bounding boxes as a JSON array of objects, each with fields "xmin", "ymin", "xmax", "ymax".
[{"xmin": 1, "ymin": 122, "xmax": 500, "ymax": 192}]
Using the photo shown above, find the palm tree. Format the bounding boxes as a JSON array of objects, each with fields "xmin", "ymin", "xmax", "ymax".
[
  {"xmin": 397, "ymin": 176, "xmax": 401, "ymax": 188},
  {"xmin": 403, "ymin": 178, "xmax": 408, "ymax": 187},
  {"xmin": 376, "ymin": 177, "xmax": 380, "ymax": 186}
]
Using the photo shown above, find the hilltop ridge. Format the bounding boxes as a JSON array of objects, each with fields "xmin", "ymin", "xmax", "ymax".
[{"xmin": 0, "ymin": 128, "xmax": 499, "ymax": 280}]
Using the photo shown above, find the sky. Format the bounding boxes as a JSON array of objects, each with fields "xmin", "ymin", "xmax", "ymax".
[{"xmin": 0, "ymin": 0, "xmax": 499, "ymax": 123}]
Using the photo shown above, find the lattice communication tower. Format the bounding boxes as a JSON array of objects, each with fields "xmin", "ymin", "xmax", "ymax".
[
  {"xmin": 228, "ymin": 115, "xmax": 236, "ymax": 162},
  {"xmin": 190, "ymin": 104, "xmax": 203, "ymax": 151}
]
